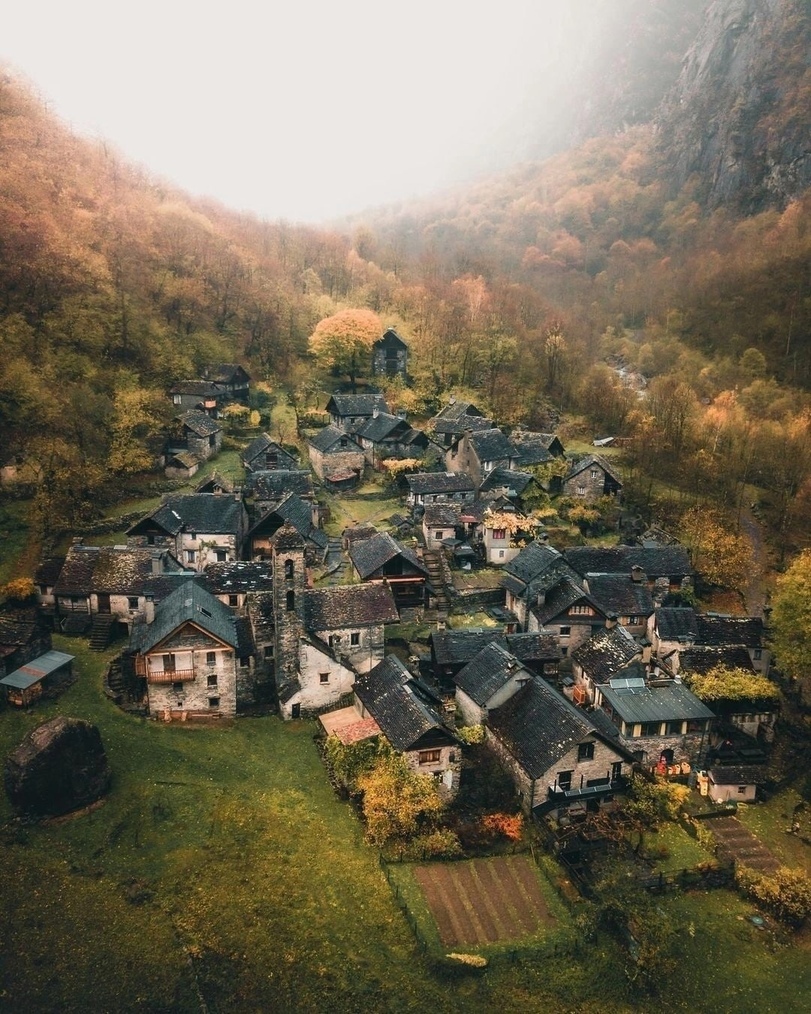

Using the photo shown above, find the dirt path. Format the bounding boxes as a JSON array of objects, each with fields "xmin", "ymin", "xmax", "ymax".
[
  {"xmin": 710, "ymin": 815, "xmax": 781, "ymax": 874},
  {"xmin": 739, "ymin": 506, "xmax": 769, "ymax": 615}
]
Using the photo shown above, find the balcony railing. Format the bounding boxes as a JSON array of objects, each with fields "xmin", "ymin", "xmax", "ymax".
[{"xmin": 147, "ymin": 669, "xmax": 196, "ymax": 684}]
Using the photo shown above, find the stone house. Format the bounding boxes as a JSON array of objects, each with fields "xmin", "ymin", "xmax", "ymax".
[
  {"xmin": 582, "ymin": 572, "xmax": 655, "ymax": 638},
  {"xmin": 428, "ymin": 401, "xmax": 490, "ymax": 449},
  {"xmin": 352, "ymin": 655, "xmax": 461, "ymax": 799},
  {"xmin": 241, "ymin": 434, "xmax": 299, "ymax": 473},
  {"xmin": 478, "ymin": 468, "xmax": 537, "ymax": 507},
  {"xmin": 170, "ymin": 381, "xmax": 222, "ymax": 415},
  {"xmin": 371, "ymin": 328, "xmax": 408, "ymax": 379},
  {"xmin": 594, "ymin": 672, "xmax": 714, "ymax": 770},
  {"xmin": 347, "ymin": 531, "xmax": 429, "ymax": 610},
  {"xmin": 560, "ymin": 454, "xmax": 622, "ymax": 500},
  {"xmin": 325, "ymin": 393, "xmax": 389, "ymax": 432},
  {"xmin": 308, "ymin": 425, "xmax": 365, "ymax": 483},
  {"xmin": 355, "ymin": 411, "xmax": 430, "ymax": 467},
  {"xmin": 501, "ymin": 540, "xmax": 581, "ymax": 630},
  {"xmin": 303, "ymin": 583, "xmax": 399, "ymax": 674},
  {"xmin": 244, "ymin": 470, "xmax": 314, "ymax": 506},
  {"xmin": 510, "ymin": 431, "xmax": 566, "ymax": 467},
  {"xmin": 486, "ymin": 676, "xmax": 634, "ymax": 815},
  {"xmin": 528, "ymin": 577, "xmax": 609, "ymax": 658},
  {"xmin": 565, "ymin": 545, "xmax": 694, "ymax": 602},
  {"xmin": 195, "ymin": 560, "xmax": 275, "ymax": 613},
  {"xmin": 128, "ymin": 581, "xmax": 252, "ymax": 719},
  {"xmin": 245, "ymin": 492, "xmax": 327, "ymax": 565},
  {"xmin": 446, "ymin": 428, "xmax": 518, "ymax": 486},
  {"xmin": 707, "ymin": 766, "xmax": 762, "ymax": 804},
  {"xmin": 570, "ymin": 625, "xmax": 645, "ymax": 701},
  {"xmin": 649, "ymin": 608, "xmax": 770, "ymax": 675},
  {"xmin": 454, "ymin": 643, "xmax": 536, "ymax": 725},
  {"xmin": 405, "ymin": 471, "xmax": 476, "ymax": 508},
  {"xmin": 195, "ymin": 471, "xmax": 235, "ymax": 495},
  {"xmin": 204, "ymin": 363, "xmax": 251, "ymax": 402},
  {"xmin": 422, "ymin": 504, "xmax": 462, "ymax": 548},
  {"xmin": 0, "ymin": 609, "xmax": 53, "ymax": 679},
  {"xmin": 164, "ymin": 450, "xmax": 202, "ymax": 480},
  {"xmin": 127, "ymin": 493, "xmax": 248, "ymax": 573},
  {"xmin": 48, "ymin": 543, "xmax": 189, "ymax": 631},
  {"xmin": 176, "ymin": 410, "xmax": 223, "ymax": 461},
  {"xmin": 430, "ymin": 629, "xmax": 560, "ymax": 686}
]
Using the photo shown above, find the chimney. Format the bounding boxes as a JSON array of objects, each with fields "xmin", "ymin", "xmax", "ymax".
[
  {"xmin": 605, "ymin": 613, "xmax": 618, "ymax": 630},
  {"xmin": 631, "ymin": 565, "xmax": 645, "ymax": 583},
  {"xmin": 151, "ymin": 551, "xmax": 163, "ymax": 575},
  {"xmin": 144, "ymin": 594, "xmax": 155, "ymax": 624},
  {"xmin": 373, "ymin": 406, "xmax": 380, "ymax": 418}
]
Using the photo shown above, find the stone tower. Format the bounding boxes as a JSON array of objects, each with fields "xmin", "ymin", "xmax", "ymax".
[{"xmin": 270, "ymin": 522, "xmax": 307, "ymax": 715}]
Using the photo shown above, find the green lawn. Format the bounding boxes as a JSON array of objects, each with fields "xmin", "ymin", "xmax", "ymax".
[
  {"xmin": 0, "ymin": 499, "xmax": 31, "ymax": 582},
  {"xmin": 1, "ymin": 640, "xmax": 809, "ymax": 1012},
  {"xmin": 736, "ymin": 788, "xmax": 811, "ymax": 872},
  {"xmin": 644, "ymin": 822, "xmax": 716, "ymax": 872}
]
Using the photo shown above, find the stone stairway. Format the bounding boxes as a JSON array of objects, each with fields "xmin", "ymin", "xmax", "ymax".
[
  {"xmin": 422, "ymin": 549, "xmax": 450, "ymax": 619},
  {"xmin": 89, "ymin": 614, "xmax": 117, "ymax": 651}
]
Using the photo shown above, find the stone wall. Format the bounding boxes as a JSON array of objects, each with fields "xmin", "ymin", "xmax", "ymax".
[{"xmin": 309, "ymin": 446, "xmax": 365, "ymax": 481}]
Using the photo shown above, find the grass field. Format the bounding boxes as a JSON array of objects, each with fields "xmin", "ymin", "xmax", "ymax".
[{"xmin": 1, "ymin": 640, "xmax": 810, "ymax": 1012}]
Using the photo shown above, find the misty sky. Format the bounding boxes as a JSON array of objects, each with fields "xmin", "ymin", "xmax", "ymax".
[{"xmin": 4, "ymin": 1, "xmax": 599, "ymax": 223}]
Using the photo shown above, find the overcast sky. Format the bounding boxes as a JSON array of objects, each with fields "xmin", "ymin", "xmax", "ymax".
[{"xmin": 4, "ymin": 1, "xmax": 596, "ymax": 223}]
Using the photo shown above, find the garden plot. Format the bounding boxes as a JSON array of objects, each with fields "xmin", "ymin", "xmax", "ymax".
[{"xmin": 414, "ymin": 856, "xmax": 558, "ymax": 947}]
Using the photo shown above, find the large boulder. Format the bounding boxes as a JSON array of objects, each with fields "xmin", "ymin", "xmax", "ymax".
[{"xmin": 4, "ymin": 716, "xmax": 111, "ymax": 818}]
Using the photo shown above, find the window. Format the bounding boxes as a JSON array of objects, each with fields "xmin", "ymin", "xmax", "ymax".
[
  {"xmin": 687, "ymin": 719, "xmax": 706, "ymax": 733},
  {"xmin": 753, "ymin": 648, "xmax": 762, "ymax": 660},
  {"xmin": 570, "ymin": 604, "xmax": 593, "ymax": 615},
  {"xmin": 163, "ymin": 654, "xmax": 176, "ymax": 672},
  {"xmin": 578, "ymin": 742, "xmax": 595, "ymax": 761},
  {"xmin": 186, "ymin": 550, "xmax": 196, "ymax": 564},
  {"xmin": 264, "ymin": 644, "xmax": 274, "ymax": 659},
  {"xmin": 285, "ymin": 559, "xmax": 294, "ymax": 579},
  {"xmin": 557, "ymin": 770, "xmax": 573, "ymax": 791},
  {"xmin": 561, "ymin": 646, "xmax": 568, "ymax": 656},
  {"xmin": 206, "ymin": 651, "xmax": 216, "ymax": 666},
  {"xmin": 350, "ymin": 632, "xmax": 360, "ymax": 646},
  {"xmin": 208, "ymin": 697, "xmax": 220, "ymax": 709},
  {"xmin": 128, "ymin": 597, "xmax": 139, "ymax": 610},
  {"xmin": 576, "ymin": 485, "xmax": 586, "ymax": 496},
  {"xmin": 590, "ymin": 469, "xmax": 599, "ymax": 478},
  {"xmin": 559, "ymin": 625, "xmax": 571, "ymax": 637},
  {"xmin": 286, "ymin": 590, "xmax": 295, "ymax": 611},
  {"xmin": 737, "ymin": 786, "xmax": 747, "ymax": 795},
  {"xmin": 172, "ymin": 682, "xmax": 183, "ymax": 694},
  {"xmin": 418, "ymin": 749, "xmax": 441, "ymax": 765},
  {"xmin": 640, "ymin": 721, "xmax": 661, "ymax": 736},
  {"xmin": 173, "ymin": 394, "xmax": 181, "ymax": 405},
  {"xmin": 492, "ymin": 528, "xmax": 506, "ymax": 540},
  {"xmin": 229, "ymin": 594, "xmax": 239, "ymax": 607},
  {"xmin": 611, "ymin": 762, "xmax": 623, "ymax": 782},
  {"xmin": 329, "ymin": 634, "xmax": 341, "ymax": 648},
  {"xmin": 207, "ymin": 674, "xmax": 218, "ymax": 688},
  {"xmin": 319, "ymin": 672, "xmax": 330, "ymax": 684},
  {"xmin": 216, "ymin": 550, "xmax": 227, "ymax": 562},
  {"xmin": 434, "ymin": 531, "xmax": 445, "ymax": 541},
  {"xmin": 147, "ymin": 535, "xmax": 155, "ymax": 546},
  {"xmin": 665, "ymin": 720, "xmax": 684, "ymax": 735}
]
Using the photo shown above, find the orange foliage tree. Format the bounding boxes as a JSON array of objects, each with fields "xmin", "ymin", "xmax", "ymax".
[{"xmin": 308, "ymin": 308, "xmax": 381, "ymax": 391}]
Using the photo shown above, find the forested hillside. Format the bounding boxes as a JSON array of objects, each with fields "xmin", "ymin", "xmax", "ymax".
[{"xmin": 1, "ymin": 0, "xmax": 811, "ymax": 561}]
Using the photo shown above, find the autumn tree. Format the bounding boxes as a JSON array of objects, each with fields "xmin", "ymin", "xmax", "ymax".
[
  {"xmin": 771, "ymin": 549, "xmax": 811, "ymax": 685},
  {"xmin": 684, "ymin": 665, "xmax": 780, "ymax": 707},
  {"xmin": 357, "ymin": 751, "xmax": 444, "ymax": 845},
  {"xmin": 308, "ymin": 308, "xmax": 382, "ymax": 391},
  {"xmin": 678, "ymin": 506, "xmax": 754, "ymax": 593}
]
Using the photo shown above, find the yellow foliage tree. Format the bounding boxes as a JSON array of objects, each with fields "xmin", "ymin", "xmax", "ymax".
[
  {"xmin": 308, "ymin": 308, "xmax": 381, "ymax": 391},
  {"xmin": 357, "ymin": 751, "xmax": 444, "ymax": 845}
]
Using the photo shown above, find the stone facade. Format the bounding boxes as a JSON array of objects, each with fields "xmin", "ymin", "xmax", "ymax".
[
  {"xmin": 186, "ymin": 427, "xmax": 223, "ymax": 462},
  {"xmin": 312, "ymin": 624, "xmax": 386, "ymax": 675},
  {"xmin": 308, "ymin": 444, "xmax": 365, "ymax": 481},
  {"xmin": 403, "ymin": 743, "xmax": 461, "ymax": 800},
  {"xmin": 142, "ymin": 630, "xmax": 238, "ymax": 718}
]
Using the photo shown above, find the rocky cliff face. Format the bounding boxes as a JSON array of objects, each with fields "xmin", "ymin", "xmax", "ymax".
[{"xmin": 655, "ymin": 0, "xmax": 811, "ymax": 211}]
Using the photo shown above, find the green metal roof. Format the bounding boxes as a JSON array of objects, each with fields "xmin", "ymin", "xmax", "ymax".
[{"xmin": 0, "ymin": 650, "xmax": 74, "ymax": 690}]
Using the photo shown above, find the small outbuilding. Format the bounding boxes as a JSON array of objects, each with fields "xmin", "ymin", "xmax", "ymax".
[{"xmin": 0, "ymin": 650, "xmax": 75, "ymax": 706}]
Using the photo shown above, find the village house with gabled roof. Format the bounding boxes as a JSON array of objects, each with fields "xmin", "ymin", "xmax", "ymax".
[
  {"xmin": 170, "ymin": 381, "xmax": 222, "ymax": 415},
  {"xmin": 405, "ymin": 471, "xmax": 476, "ymax": 507},
  {"xmin": 241, "ymin": 434, "xmax": 299, "ymax": 473},
  {"xmin": 486, "ymin": 676, "xmax": 634, "ymax": 815},
  {"xmin": 478, "ymin": 467, "xmax": 537, "ymax": 506},
  {"xmin": 308, "ymin": 425, "xmax": 365, "ymax": 485},
  {"xmin": 582, "ymin": 572, "xmax": 655, "ymax": 637},
  {"xmin": 430, "ymin": 629, "xmax": 560, "ymax": 685},
  {"xmin": 347, "ymin": 530, "xmax": 429, "ymax": 610},
  {"xmin": 194, "ymin": 560, "xmax": 274, "ymax": 613},
  {"xmin": 446, "ymin": 427, "xmax": 518, "ymax": 486},
  {"xmin": 244, "ymin": 469, "xmax": 314, "ymax": 505},
  {"xmin": 351, "ymin": 655, "xmax": 461, "ymax": 798},
  {"xmin": 501, "ymin": 540, "xmax": 583, "ymax": 629},
  {"xmin": 560, "ymin": 454, "xmax": 622, "ymax": 500},
  {"xmin": 245, "ymin": 492, "xmax": 327, "ymax": 564},
  {"xmin": 509, "ymin": 430, "xmax": 566, "ymax": 467},
  {"xmin": 175, "ymin": 410, "xmax": 223, "ymax": 462},
  {"xmin": 565, "ymin": 544, "xmax": 694, "ymax": 601},
  {"xmin": 570, "ymin": 625, "xmax": 645, "ymax": 702},
  {"xmin": 304, "ymin": 583, "xmax": 399, "ymax": 674},
  {"xmin": 428, "ymin": 400, "xmax": 490, "ymax": 449},
  {"xmin": 528, "ymin": 576, "xmax": 609, "ymax": 656},
  {"xmin": 354, "ymin": 411, "xmax": 430, "ymax": 467},
  {"xmin": 648, "ymin": 607, "xmax": 770, "ymax": 675},
  {"xmin": 454, "ymin": 643, "xmax": 536, "ymax": 725},
  {"xmin": 195, "ymin": 471, "xmax": 235, "ymax": 495},
  {"xmin": 203, "ymin": 363, "xmax": 251, "ymax": 402},
  {"xmin": 0, "ymin": 608, "xmax": 53, "ymax": 680},
  {"xmin": 128, "ymin": 581, "xmax": 252, "ymax": 719},
  {"xmin": 371, "ymin": 328, "xmax": 408, "ymax": 379},
  {"xmin": 325, "ymin": 393, "xmax": 389, "ymax": 432},
  {"xmin": 422, "ymin": 504, "xmax": 462, "ymax": 548},
  {"xmin": 127, "ymin": 493, "xmax": 248, "ymax": 573}
]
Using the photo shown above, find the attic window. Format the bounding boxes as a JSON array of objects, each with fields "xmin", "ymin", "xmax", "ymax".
[
  {"xmin": 201, "ymin": 608, "xmax": 212, "ymax": 618},
  {"xmin": 418, "ymin": 750, "xmax": 441, "ymax": 765},
  {"xmin": 492, "ymin": 529, "xmax": 506, "ymax": 540},
  {"xmin": 577, "ymin": 742, "xmax": 595, "ymax": 761},
  {"xmin": 350, "ymin": 632, "xmax": 360, "ymax": 646},
  {"xmin": 590, "ymin": 469, "xmax": 599, "ymax": 478}
]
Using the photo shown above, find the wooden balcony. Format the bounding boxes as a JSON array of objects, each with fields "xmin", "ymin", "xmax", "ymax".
[{"xmin": 147, "ymin": 669, "xmax": 196, "ymax": 684}]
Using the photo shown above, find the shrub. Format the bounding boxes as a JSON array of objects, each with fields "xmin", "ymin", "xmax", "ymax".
[
  {"xmin": 479, "ymin": 812, "xmax": 523, "ymax": 842},
  {"xmin": 400, "ymin": 828, "xmax": 463, "ymax": 860},
  {"xmin": 457, "ymin": 724, "xmax": 485, "ymax": 745},
  {"xmin": 736, "ymin": 865, "xmax": 811, "ymax": 927},
  {"xmin": 1, "ymin": 577, "xmax": 36, "ymax": 603},
  {"xmin": 625, "ymin": 775, "xmax": 690, "ymax": 827},
  {"xmin": 445, "ymin": 953, "xmax": 487, "ymax": 968},
  {"xmin": 358, "ymin": 753, "xmax": 444, "ymax": 846}
]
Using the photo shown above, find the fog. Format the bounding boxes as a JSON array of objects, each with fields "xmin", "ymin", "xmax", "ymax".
[{"xmin": 4, "ymin": 1, "xmax": 608, "ymax": 223}]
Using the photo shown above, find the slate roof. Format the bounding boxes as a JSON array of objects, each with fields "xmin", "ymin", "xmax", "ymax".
[
  {"xmin": 245, "ymin": 470, "xmax": 314, "ymax": 501},
  {"xmin": 0, "ymin": 609, "xmax": 48, "ymax": 651},
  {"xmin": 309, "ymin": 425, "xmax": 364, "ymax": 453},
  {"xmin": 179, "ymin": 410, "xmax": 222, "ymax": 437},
  {"xmin": 355, "ymin": 412, "xmax": 412, "ymax": 443},
  {"xmin": 167, "ymin": 450, "xmax": 199, "ymax": 469},
  {"xmin": 479, "ymin": 468, "xmax": 534, "ymax": 496},
  {"xmin": 196, "ymin": 561, "xmax": 274, "ymax": 595},
  {"xmin": 655, "ymin": 607, "xmax": 699, "ymax": 641},
  {"xmin": 431, "ymin": 629, "xmax": 560, "ymax": 668},
  {"xmin": 35, "ymin": 556, "xmax": 66, "ymax": 587},
  {"xmin": 585, "ymin": 574, "xmax": 655, "ymax": 618},
  {"xmin": 454, "ymin": 643, "xmax": 531, "ymax": 706},
  {"xmin": 502, "ymin": 541, "xmax": 569, "ymax": 594},
  {"xmin": 194, "ymin": 471, "xmax": 235, "ymax": 494},
  {"xmin": 326, "ymin": 393, "xmax": 389, "ymax": 418},
  {"xmin": 129, "ymin": 494, "xmax": 245, "ymax": 537},
  {"xmin": 423, "ymin": 504, "xmax": 462, "ymax": 528},
  {"xmin": 373, "ymin": 328, "xmax": 408, "ymax": 349},
  {"xmin": 349, "ymin": 532, "xmax": 426, "ymax": 580},
  {"xmin": 679, "ymin": 646, "xmax": 756, "ymax": 674},
  {"xmin": 53, "ymin": 545, "xmax": 184, "ymax": 596},
  {"xmin": 242, "ymin": 434, "xmax": 296, "ymax": 465},
  {"xmin": 430, "ymin": 400, "xmax": 486, "ymax": 424},
  {"xmin": 271, "ymin": 522, "xmax": 307, "ymax": 552},
  {"xmin": 432, "ymin": 415, "xmax": 493, "ymax": 439},
  {"xmin": 406, "ymin": 472, "xmax": 476, "ymax": 495},
  {"xmin": 170, "ymin": 381, "xmax": 221, "ymax": 397},
  {"xmin": 510, "ymin": 432, "xmax": 560, "ymax": 467},
  {"xmin": 488, "ymin": 678, "xmax": 610, "ymax": 779},
  {"xmin": 695, "ymin": 615, "xmax": 765, "ymax": 649},
  {"xmin": 130, "ymin": 581, "xmax": 239, "ymax": 654},
  {"xmin": 353, "ymin": 655, "xmax": 456, "ymax": 752},
  {"xmin": 247, "ymin": 493, "xmax": 328, "ymax": 550},
  {"xmin": 708, "ymin": 765, "xmax": 765, "ymax": 785},
  {"xmin": 564, "ymin": 454, "xmax": 622, "ymax": 484},
  {"xmin": 467, "ymin": 428, "xmax": 516, "ymax": 463},
  {"xmin": 305, "ymin": 583, "xmax": 399, "ymax": 630},
  {"xmin": 206, "ymin": 363, "xmax": 250, "ymax": 385},
  {"xmin": 599, "ymin": 680, "xmax": 714, "ymax": 725},
  {"xmin": 571, "ymin": 626, "xmax": 642, "ymax": 682},
  {"xmin": 565, "ymin": 545, "xmax": 693, "ymax": 579},
  {"xmin": 532, "ymin": 577, "xmax": 605, "ymax": 626}
]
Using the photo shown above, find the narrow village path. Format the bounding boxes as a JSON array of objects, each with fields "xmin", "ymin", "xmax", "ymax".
[
  {"xmin": 739, "ymin": 505, "xmax": 769, "ymax": 615},
  {"xmin": 709, "ymin": 815, "xmax": 781, "ymax": 874}
]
